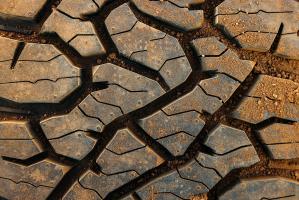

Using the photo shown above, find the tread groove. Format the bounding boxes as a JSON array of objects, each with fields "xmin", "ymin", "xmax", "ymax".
[{"xmin": 0, "ymin": 1, "xmax": 298, "ymax": 200}]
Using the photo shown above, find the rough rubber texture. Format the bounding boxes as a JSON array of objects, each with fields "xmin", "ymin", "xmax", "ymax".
[
  {"xmin": 0, "ymin": 41, "xmax": 81, "ymax": 103},
  {"xmin": 220, "ymin": 178, "xmax": 299, "ymax": 200},
  {"xmin": 136, "ymin": 124, "xmax": 260, "ymax": 199},
  {"xmin": 0, "ymin": 157, "xmax": 66, "ymax": 200},
  {"xmin": 105, "ymin": 3, "xmax": 193, "ymax": 89},
  {"xmin": 233, "ymin": 75, "xmax": 299, "ymax": 124},
  {"xmin": 0, "ymin": 0, "xmax": 298, "ymax": 200},
  {"xmin": 131, "ymin": 0, "xmax": 205, "ymax": 31},
  {"xmin": 215, "ymin": 0, "xmax": 299, "ymax": 60},
  {"xmin": 41, "ymin": 2, "xmax": 106, "ymax": 57},
  {"xmin": 258, "ymin": 123, "xmax": 299, "ymax": 160},
  {"xmin": 0, "ymin": 0, "xmax": 47, "ymax": 19}
]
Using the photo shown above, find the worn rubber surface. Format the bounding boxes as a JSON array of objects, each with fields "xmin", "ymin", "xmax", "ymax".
[{"xmin": 0, "ymin": 0, "xmax": 298, "ymax": 200}]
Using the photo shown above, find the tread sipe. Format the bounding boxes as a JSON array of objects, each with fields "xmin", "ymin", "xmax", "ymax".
[{"xmin": 0, "ymin": 0, "xmax": 298, "ymax": 200}]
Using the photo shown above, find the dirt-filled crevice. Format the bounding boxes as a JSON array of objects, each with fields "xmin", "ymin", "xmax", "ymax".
[{"xmin": 0, "ymin": 1, "xmax": 297, "ymax": 200}]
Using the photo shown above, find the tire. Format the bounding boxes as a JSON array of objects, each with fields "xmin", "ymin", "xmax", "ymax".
[{"xmin": 0, "ymin": 0, "xmax": 298, "ymax": 200}]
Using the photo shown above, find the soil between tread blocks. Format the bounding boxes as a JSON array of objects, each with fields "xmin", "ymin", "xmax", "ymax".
[{"xmin": 0, "ymin": 0, "xmax": 298, "ymax": 200}]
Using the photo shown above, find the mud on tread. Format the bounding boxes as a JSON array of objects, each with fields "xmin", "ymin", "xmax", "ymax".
[
  {"xmin": 215, "ymin": 0, "xmax": 299, "ymax": 60},
  {"xmin": 0, "ymin": 0, "xmax": 298, "ymax": 200}
]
